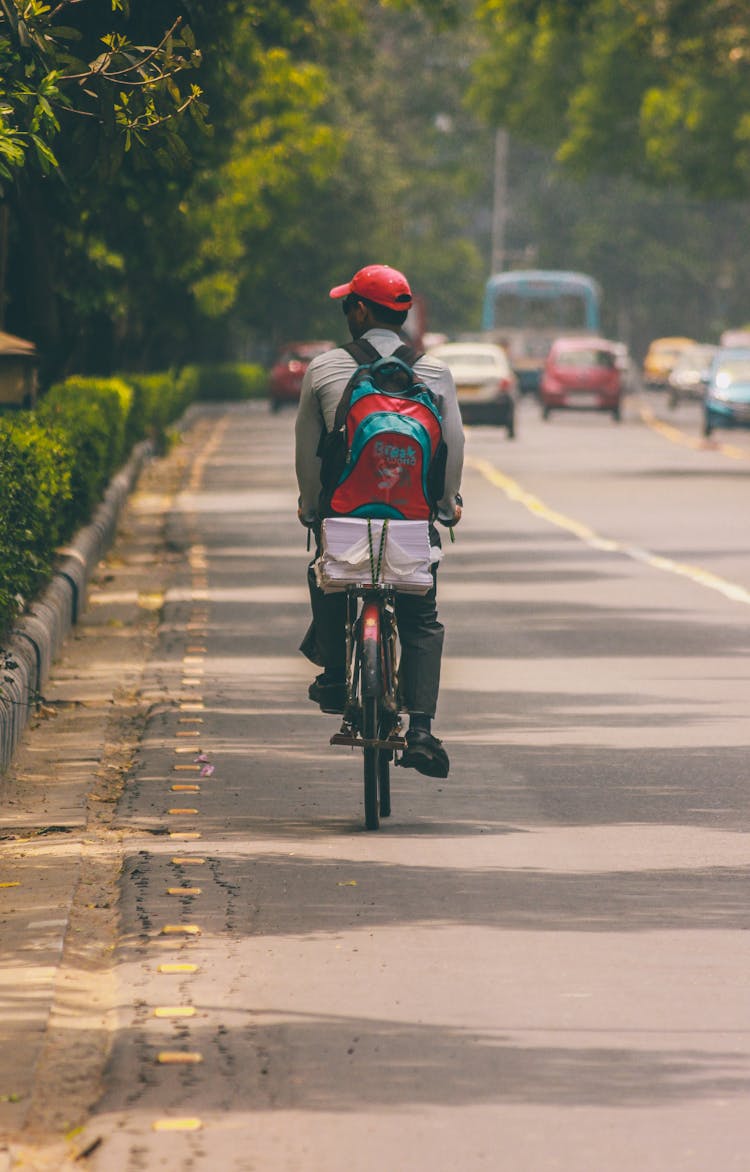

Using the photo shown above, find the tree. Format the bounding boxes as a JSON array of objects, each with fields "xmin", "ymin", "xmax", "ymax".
[
  {"xmin": 0, "ymin": 0, "xmax": 212, "ymax": 377},
  {"xmin": 0, "ymin": 0, "xmax": 493, "ymax": 375},
  {"xmin": 469, "ymin": 0, "xmax": 750, "ymax": 199},
  {"xmin": 178, "ymin": 0, "xmax": 492, "ymax": 352},
  {"xmin": 0, "ymin": 0, "xmax": 205, "ymax": 187}
]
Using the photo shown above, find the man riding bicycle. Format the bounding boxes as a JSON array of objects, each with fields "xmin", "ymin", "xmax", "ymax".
[{"xmin": 295, "ymin": 264, "xmax": 464, "ymax": 778}]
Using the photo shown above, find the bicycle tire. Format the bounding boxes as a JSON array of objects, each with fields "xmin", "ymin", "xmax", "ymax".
[
  {"xmin": 378, "ymin": 748, "xmax": 391, "ymax": 818},
  {"xmin": 360, "ymin": 602, "xmax": 382, "ymax": 830},
  {"xmin": 361, "ymin": 694, "xmax": 380, "ymax": 831},
  {"xmin": 378, "ymin": 604, "xmax": 399, "ymax": 819}
]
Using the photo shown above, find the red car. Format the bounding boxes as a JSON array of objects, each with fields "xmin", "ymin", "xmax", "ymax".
[
  {"xmin": 540, "ymin": 336, "xmax": 623, "ymax": 421},
  {"xmin": 268, "ymin": 340, "xmax": 335, "ymax": 411}
]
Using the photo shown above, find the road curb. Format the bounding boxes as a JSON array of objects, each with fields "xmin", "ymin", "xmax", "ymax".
[{"xmin": 0, "ymin": 439, "xmax": 155, "ymax": 774}]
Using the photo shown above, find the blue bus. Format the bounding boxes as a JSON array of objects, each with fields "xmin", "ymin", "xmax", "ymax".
[{"xmin": 482, "ymin": 270, "xmax": 602, "ymax": 393}]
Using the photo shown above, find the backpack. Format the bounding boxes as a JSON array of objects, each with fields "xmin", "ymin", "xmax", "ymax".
[{"xmin": 318, "ymin": 339, "xmax": 446, "ymax": 521}]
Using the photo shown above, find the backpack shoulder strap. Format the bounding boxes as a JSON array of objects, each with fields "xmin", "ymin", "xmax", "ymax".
[
  {"xmin": 393, "ymin": 343, "xmax": 422, "ymax": 366},
  {"xmin": 341, "ymin": 338, "xmax": 381, "ymax": 365},
  {"xmin": 328, "ymin": 339, "xmax": 382, "ymax": 435}
]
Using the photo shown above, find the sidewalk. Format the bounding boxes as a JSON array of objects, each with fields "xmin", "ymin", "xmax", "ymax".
[{"xmin": 0, "ymin": 411, "xmax": 216, "ymax": 1167}]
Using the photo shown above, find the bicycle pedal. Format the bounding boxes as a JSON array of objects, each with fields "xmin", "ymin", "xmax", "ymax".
[{"xmin": 330, "ymin": 732, "xmax": 360, "ymax": 747}]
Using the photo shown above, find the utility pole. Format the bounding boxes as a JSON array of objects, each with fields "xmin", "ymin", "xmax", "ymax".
[{"xmin": 491, "ymin": 128, "xmax": 509, "ymax": 277}]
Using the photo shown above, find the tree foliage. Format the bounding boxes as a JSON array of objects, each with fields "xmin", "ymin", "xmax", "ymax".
[
  {"xmin": 7, "ymin": 0, "xmax": 748, "ymax": 381},
  {"xmin": 0, "ymin": 0, "xmax": 206, "ymax": 183},
  {"xmin": 0, "ymin": 0, "xmax": 492, "ymax": 374},
  {"xmin": 469, "ymin": 0, "xmax": 750, "ymax": 198}
]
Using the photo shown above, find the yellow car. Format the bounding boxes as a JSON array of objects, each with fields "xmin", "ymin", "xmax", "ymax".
[{"xmin": 643, "ymin": 336, "xmax": 696, "ymax": 390}]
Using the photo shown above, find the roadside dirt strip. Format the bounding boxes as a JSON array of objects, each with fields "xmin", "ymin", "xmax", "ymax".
[{"xmin": 0, "ymin": 411, "xmax": 220, "ymax": 1170}]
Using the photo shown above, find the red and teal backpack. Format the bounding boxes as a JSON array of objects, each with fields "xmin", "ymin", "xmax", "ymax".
[{"xmin": 318, "ymin": 339, "xmax": 446, "ymax": 521}]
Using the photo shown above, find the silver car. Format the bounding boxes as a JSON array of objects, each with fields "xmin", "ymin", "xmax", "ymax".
[
  {"xmin": 428, "ymin": 341, "xmax": 518, "ymax": 437},
  {"xmin": 667, "ymin": 344, "xmax": 718, "ymax": 408}
]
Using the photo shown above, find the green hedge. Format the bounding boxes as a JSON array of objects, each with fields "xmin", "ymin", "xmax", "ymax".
[
  {"xmin": 0, "ymin": 417, "xmax": 72, "ymax": 631},
  {"xmin": 179, "ymin": 363, "xmax": 267, "ymax": 401},
  {"xmin": 0, "ymin": 362, "xmax": 265, "ymax": 644}
]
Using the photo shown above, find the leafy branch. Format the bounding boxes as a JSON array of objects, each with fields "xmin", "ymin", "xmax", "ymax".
[{"xmin": 0, "ymin": 1, "xmax": 206, "ymax": 183}]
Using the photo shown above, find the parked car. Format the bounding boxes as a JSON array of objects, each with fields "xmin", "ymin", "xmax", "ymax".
[
  {"xmin": 703, "ymin": 348, "xmax": 750, "ymax": 436},
  {"xmin": 427, "ymin": 341, "xmax": 517, "ymax": 436},
  {"xmin": 539, "ymin": 337, "xmax": 622, "ymax": 420},
  {"xmin": 642, "ymin": 336, "xmax": 696, "ymax": 390},
  {"xmin": 268, "ymin": 340, "xmax": 335, "ymax": 411},
  {"xmin": 667, "ymin": 344, "xmax": 718, "ymax": 408}
]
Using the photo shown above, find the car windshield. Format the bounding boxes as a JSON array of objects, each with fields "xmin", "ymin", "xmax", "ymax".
[
  {"xmin": 556, "ymin": 348, "xmax": 614, "ymax": 368},
  {"xmin": 714, "ymin": 361, "xmax": 750, "ymax": 386},
  {"xmin": 435, "ymin": 348, "xmax": 507, "ymax": 375},
  {"xmin": 447, "ymin": 354, "xmax": 500, "ymax": 368}
]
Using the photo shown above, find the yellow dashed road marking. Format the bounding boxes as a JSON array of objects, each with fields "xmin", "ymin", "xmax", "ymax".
[
  {"xmin": 161, "ymin": 924, "xmax": 201, "ymax": 935},
  {"xmin": 639, "ymin": 402, "xmax": 750, "ymax": 459},
  {"xmin": 152, "ymin": 1117, "xmax": 203, "ymax": 1132},
  {"xmin": 157, "ymin": 1052, "xmax": 203, "ymax": 1065},
  {"xmin": 158, "ymin": 963, "xmax": 200, "ymax": 973},
  {"xmin": 469, "ymin": 455, "xmax": 750, "ymax": 607}
]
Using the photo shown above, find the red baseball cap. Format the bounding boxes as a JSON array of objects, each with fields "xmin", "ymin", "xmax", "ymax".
[{"xmin": 329, "ymin": 264, "xmax": 413, "ymax": 312}]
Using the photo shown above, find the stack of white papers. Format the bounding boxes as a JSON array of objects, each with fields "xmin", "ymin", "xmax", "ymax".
[{"xmin": 315, "ymin": 518, "xmax": 434, "ymax": 594}]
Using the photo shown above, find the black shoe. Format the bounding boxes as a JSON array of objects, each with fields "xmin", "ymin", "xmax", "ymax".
[
  {"xmin": 400, "ymin": 728, "xmax": 449, "ymax": 778},
  {"xmin": 308, "ymin": 673, "xmax": 346, "ymax": 714}
]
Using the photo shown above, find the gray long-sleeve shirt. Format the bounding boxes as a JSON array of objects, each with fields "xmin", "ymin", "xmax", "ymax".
[{"xmin": 295, "ymin": 327, "xmax": 464, "ymax": 520}]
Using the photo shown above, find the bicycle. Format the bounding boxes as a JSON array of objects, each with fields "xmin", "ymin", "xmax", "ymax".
[
  {"xmin": 330, "ymin": 578, "xmax": 404, "ymax": 830},
  {"xmin": 311, "ymin": 513, "xmax": 458, "ymax": 830},
  {"xmin": 312, "ymin": 516, "xmax": 436, "ymax": 831}
]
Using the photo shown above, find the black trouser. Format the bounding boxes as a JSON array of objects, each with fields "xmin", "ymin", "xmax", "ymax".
[{"xmin": 300, "ymin": 562, "xmax": 444, "ymax": 718}]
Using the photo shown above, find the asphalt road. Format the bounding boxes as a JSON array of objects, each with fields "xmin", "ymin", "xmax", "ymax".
[{"xmin": 11, "ymin": 390, "xmax": 750, "ymax": 1170}]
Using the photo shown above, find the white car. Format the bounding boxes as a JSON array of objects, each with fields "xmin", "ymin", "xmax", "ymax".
[{"xmin": 428, "ymin": 341, "xmax": 518, "ymax": 436}]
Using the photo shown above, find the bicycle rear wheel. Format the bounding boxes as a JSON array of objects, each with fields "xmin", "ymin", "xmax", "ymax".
[
  {"xmin": 360, "ymin": 601, "xmax": 383, "ymax": 831},
  {"xmin": 361, "ymin": 694, "xmax": 380, "ymax": 831},
  {"xmin": 378, "ymin": 747, "xmax": 391, "ymax": 818}
]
